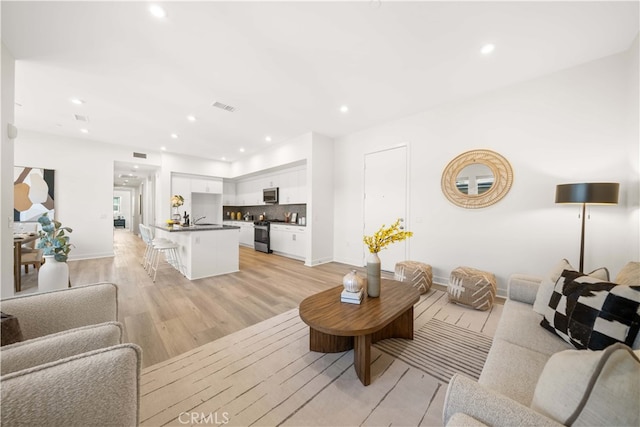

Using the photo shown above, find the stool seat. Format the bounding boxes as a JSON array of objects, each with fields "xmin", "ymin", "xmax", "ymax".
[
  {"xmin": 448, "ymin": 266, "xmax": 496, "ymax": 311},
  {"xmin": 394, "ymin": 261, "xmax": 432, "ymax": 294}
]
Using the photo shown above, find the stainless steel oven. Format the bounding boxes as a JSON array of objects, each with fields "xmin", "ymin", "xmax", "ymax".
[{"xmin": 254, "ymin": 221, "xmax": 271, "ymax": 253}]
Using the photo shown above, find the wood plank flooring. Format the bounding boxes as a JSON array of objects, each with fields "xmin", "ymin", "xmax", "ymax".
[{"xmin": 16, "ymin": 229, "xmax": 503, "ymax": 369}]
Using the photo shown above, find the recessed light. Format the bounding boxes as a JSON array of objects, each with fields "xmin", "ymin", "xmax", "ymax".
[
  {"xmin": 149, "ymin": 5, "xmax": 167, "ymax": 19},
  {"xmin": 239, "ymin": 148, "xmax": 245, "ymax": 153},
  {"xmin": 480, "ymin": 44, "xmax": 495, "ymax": 55},
  {"xmin": 171, "ymin": 133, "xmax": 178, "ymax": 139},
  {"xmin": 221, "ymin": 157, "xmax": 226, "ymax": 161},
  {"xmin": 70, "ymin": 98, "xmax": 84, "ymax": 105},
  {"xmin": 187, "ymin": 115, "xmax": 196, "ymax": 122},
  {"xmin": 161, "ymin": 146, "xmax": 167, "ymax": 151},
  {"xmin": 340, "ymin": 105, "xmax": 349, "ymax": 113},
  {"xmin": 133, "ymin": 165, "xmax": 139, "ymax": 169},
  {"xmin": 80, "ymin": 128, "xmax": 89, "ymax": 133},
  {"xmin": 265, "ymin": 136, "xmax": 272, "ymax": 142}
]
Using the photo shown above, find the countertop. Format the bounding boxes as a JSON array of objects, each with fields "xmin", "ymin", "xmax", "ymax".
[
  {"xmin": 154, "ymin": 224, "xmax": 240, "ymax": 232},
  {"xmin": 223, "ymin": 220, "xmax": 306, "ymax": 227}
]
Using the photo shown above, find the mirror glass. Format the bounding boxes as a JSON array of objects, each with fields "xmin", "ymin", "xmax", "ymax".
[{"xmin": 455, "ymin": 164, "xmax": 494, "ymax": 195}]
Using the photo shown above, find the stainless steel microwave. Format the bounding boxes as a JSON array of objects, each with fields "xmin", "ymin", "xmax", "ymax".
[{"xmin": 263, "ymin": 187, "xmax": 279, "ymax": 204}]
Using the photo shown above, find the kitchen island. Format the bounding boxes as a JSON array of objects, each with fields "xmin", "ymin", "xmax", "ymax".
[{"xmin": 153, "ymin": 224, "xmax": 240, "ymax": 280}]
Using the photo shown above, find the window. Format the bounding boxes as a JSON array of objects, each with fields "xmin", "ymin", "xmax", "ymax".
[{"xmin": 113, "ymin": 196, "xmax": 121, "ymax": 214}]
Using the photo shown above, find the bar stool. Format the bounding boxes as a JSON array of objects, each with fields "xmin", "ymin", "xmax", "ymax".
[
  {"xmin": 149, "ymin": 240, "xmax": 183, "ymax": 282},
  {"xmin": 139, "ymin": 224, "xmax": 171, "ymax": 274}
]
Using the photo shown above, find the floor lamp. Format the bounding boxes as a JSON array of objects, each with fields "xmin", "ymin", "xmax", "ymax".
[{"xmin": 555, "ymin": 182, "xmax": 619, "ymax": 273}]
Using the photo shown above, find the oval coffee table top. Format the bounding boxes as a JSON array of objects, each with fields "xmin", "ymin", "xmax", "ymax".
[{"xmin": 299, "ymin": 279, "xmax": 420, "ymax": 337}]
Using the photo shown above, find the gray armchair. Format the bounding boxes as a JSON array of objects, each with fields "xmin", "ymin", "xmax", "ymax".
[{"xmin": 1, "ymin": 283, "xmax": 141, "ymax": 426}]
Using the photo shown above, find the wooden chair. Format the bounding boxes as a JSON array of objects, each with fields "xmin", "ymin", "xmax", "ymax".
[{"xmin": 21, "ymin": 249, "xmax": 44, "ymax": 274}]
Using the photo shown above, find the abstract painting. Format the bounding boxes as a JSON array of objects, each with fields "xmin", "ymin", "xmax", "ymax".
[{"xmin": 14, "ymin": 166, "xmax": 55, "ymax": 222}]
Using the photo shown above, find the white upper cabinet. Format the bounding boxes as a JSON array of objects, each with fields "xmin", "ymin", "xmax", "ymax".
[
  {"xmin": 191, "ymin": 177, "xmax": 222, "ymax": 194},
  {"xmin": 223, "ymin": 181, "xmax": 236, "ymax": 205},
  {"xmin": 232, "ymin": 165, "xmax": 307, "ymax": 206}
]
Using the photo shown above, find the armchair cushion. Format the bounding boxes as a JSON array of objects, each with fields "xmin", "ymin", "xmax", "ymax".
[
  {"xmin": 1, "ymin": 322, "xmax": 123, "ymax": 376},
  {"xmin": 1, "ymin": 344, "xmax": 141, "ymax": 427},
  {"xmin": 1, "ymin": 282, "xmax": 118, "ymax": 340},
  {"xmin": 531, "ymin": 344, "xmax": 640, "ymax": 426},
  {"xmin": 443, "ymin": 374, "xmax": 562, "ymax": 427}
]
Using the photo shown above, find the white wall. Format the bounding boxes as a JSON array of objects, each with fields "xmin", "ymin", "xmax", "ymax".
[
  {"xmin": 308, "ymin": 133, "xmax": 334, "ymax": 266},
  {"xmin": 14, "ymin": 131, "xmax": 162, "ymax": 260},
  {"xmin": 1, "ymin": 43, "xmax": 16, "ymax": 297},
  {"xmin": 230, "ymin": 133, "xmax": 311, "ymax": 177},
  {"xmin": 333, "ymin": 45, "xmax": 639, "ymax": 295}
]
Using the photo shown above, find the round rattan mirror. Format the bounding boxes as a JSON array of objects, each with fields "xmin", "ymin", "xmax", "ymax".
[{"xmin": 441, "ymin": 149, "xmax": 514, "ymax": 209}]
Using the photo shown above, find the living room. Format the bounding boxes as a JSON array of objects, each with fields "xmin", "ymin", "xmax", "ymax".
[{"xmin": 1, "ymin": 1, "xmax": 639, "ymax": 426}]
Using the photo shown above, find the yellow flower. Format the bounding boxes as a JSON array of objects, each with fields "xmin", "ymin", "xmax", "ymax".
[
  {"xmin": 363, "ymin": 218, "xmax": 413, "ymax": 253},
  {"xmin": 171, "ymin": 194, "xmax": 184, "ymax": 207}
]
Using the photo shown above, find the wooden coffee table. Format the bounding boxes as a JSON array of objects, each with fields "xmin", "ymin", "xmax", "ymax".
[{"xmin": 299, "ymin": 279, "xmax": 420, "ymax": 386}]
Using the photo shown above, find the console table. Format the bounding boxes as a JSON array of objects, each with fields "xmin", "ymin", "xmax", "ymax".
[{"xmin": 114, "ymin": 219, "xmax": 125, "ymax": 228}]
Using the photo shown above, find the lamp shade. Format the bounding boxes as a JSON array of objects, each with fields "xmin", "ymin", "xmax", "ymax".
[{"xmin": 555, "ymin": 183, "xmax": 619, "ymax": 204}]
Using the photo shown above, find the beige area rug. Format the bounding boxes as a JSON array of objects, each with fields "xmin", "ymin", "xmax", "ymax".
[
  {"xmin": 140, "ymin": 295, "xmax": 491, "ymax": 427},
  {"xmin": 374, "ymin": 318, "xmax": 493, "ymax": 383}
]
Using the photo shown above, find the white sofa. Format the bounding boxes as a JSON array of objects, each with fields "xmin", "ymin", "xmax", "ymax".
[
  {"xmin": 443, "ymin": 264, "xmax": 640, "ymax": 426},
  {"xmin": 1, "ymin": 283, "xmax": 141, "ymax": 426}
]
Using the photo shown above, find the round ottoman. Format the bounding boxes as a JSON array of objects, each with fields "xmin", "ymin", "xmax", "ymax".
[
  {"xmin": 394, "ymin": 261, "xmax": 432, "ymax": 294},
  {"xmin": 448, "ymin": 266, "xmax": 496, "ymax": 311}
]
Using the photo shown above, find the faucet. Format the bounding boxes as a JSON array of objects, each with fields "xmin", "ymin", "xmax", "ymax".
[{"xmin": 193, "ymin": 216, "xmax": 206, "ymax": 225}]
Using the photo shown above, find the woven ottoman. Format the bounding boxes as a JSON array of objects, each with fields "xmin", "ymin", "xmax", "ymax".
[
  {"xmin": 394, "ymin": 261, "xmax": 432, "ymax": 294},
  {"xmin": 448, "ymin": 266, "xmax": 496, "ymax": 311}
]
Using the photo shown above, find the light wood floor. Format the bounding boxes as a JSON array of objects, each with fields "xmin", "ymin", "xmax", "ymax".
[{"xmin": 17, "ymin": 229, "xmax": 503, "ymax": 369}]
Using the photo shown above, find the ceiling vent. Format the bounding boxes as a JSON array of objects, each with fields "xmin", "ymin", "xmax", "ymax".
[
  {"xmin": 74, "ymin": 114, "xmax": 89, "ymax": 122},
  {"xmin": 133, "ymin": 152, "xmax": 147, "ymax": 159},
  {"xmin": 119, "ymin": 174, "xmax": 139, "ymax": 179},
  {"xmin": 212, "ymin": 101, "xmax": 236, "ymax": 112}
]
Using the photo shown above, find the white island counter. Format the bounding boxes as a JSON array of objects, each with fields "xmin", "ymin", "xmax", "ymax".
[{"xmin": 153, "ymin": 224, "xmax": 240, "ymax": 280}]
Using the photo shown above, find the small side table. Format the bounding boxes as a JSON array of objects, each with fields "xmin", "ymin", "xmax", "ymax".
[{"xmin": 114, "ymin": 219, "xmax": 126, "ymax": 228}]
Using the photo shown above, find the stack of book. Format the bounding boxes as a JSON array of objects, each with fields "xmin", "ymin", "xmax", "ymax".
[{"xmin": 341, "ymin": 288, "xmax": 364, "ymax": 304}]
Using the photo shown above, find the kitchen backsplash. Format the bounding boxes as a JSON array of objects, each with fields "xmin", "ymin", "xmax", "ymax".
[{"xmin": 223, "ymin": 204, "xmax": 307, "ymax": 223}]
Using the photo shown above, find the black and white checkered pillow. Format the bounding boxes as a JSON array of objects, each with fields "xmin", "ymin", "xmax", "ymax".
[{"xmin": 541, "ymin": 270, "xmax": 640, "ymax": 350}]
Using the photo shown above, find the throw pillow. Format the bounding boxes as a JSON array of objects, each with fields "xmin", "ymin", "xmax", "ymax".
[
  {"xmin": 1, "ymin": 312, "xmax": 24, "ymax": 346},
  {"xmin": 531, "ymin": 343, "xmax": 640, "ymax": 426},
  {"xmin": 541, "ymin": 271, "xmax": 640, "ymax": 350},
  {"xmin": 532, "ymin": 259, "xmax": 609, "ymax": 315},
  {"xmin": 615, "ymin": 261, "xmax": 640, "ymax": 285}
]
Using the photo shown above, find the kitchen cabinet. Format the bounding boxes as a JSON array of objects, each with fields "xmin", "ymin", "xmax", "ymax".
[
  {"xmin": 223, "ymin": 181, "xmax": 236, "ymax": 205},
  {"xmin": 279, "ymin": 168, "xmax": 307, "ymax": 204},
  {"xmin": 191, "ymin": 177, "xmax": 222, "ymax": 194},
  {"xmin": 228, "ymin": 221, "xmax": 254, "ymax": 247},
  {"xmin": 270, "ymin": 224, "xmax": 306, "ymax": 260},
  {"xmin": 233, "ymin": 166, "xmax": 307, "ymax": 206}
]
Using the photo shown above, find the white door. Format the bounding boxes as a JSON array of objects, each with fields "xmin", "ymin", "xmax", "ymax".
[{"xmin": 364, "ymin": 146, "xmax": 408, "ymax": 272}]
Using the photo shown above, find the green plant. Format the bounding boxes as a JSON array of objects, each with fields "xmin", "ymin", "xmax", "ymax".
[{"xmin": 37, "ymin": 213, "xmax": 73, "ymax": 262}]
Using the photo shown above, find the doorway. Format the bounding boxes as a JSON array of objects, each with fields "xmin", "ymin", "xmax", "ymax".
[{"xmin": 363, "ymin": 146, "xmax": 409, "ymax": 272}]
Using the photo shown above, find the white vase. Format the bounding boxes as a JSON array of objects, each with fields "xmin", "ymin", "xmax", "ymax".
[
  {"xmin": 366, "ymin": 252, "xmax": 381, "ymax": 298},
  {"xmin": 38, "ymin": 255, "xmax": 69, "ymax": 292},
  {"xmin": 343, "ymin": 269, "xmax": 363, "ymax": 293}
]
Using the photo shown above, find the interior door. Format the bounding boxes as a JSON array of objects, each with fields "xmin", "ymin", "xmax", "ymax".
[{"xmin": 364, "ymin": 146, "xmax": 408, "ymax": 272}]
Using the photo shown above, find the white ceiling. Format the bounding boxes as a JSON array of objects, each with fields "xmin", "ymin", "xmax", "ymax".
[{"xmin": 3, "ymin": 1, "xmax": 639, "ymax": 167}]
